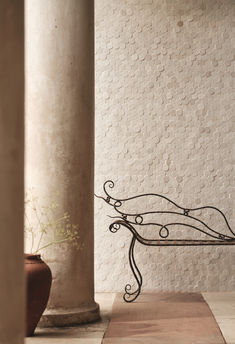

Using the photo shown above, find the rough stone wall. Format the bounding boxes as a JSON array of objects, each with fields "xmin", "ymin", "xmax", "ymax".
[{"xmin": 95, "ymin": 0, "xmax": 235, "ymax": 292}]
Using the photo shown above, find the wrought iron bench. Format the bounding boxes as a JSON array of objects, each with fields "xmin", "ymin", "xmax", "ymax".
[{"xmin": 97, "ymin": 180, "xmax": 235, "ymax": 302}]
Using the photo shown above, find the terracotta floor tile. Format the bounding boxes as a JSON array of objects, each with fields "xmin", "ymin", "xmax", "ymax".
[{"xmin": 103, "ymin": 293, "xmax": 226, "ymax": 344}]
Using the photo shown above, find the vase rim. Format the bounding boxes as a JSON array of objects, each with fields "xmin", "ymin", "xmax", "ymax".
[{"xmin": 24, "ymin": 253, "xmax": 41, "ymax": 260}]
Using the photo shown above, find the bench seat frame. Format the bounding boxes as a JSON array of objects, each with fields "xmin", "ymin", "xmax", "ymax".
[{"xmin": 97, "ymin": 180, "xmax": 235, "ymax": 302}]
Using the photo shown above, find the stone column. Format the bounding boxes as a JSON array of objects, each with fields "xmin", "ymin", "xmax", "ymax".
[
  {"xmin": 0, "ymin": 1, "xmax": 25, "ymax": 343},
  {"xmin": 25, "ymin": 0, "xmax": 99, "ymax": 326}
]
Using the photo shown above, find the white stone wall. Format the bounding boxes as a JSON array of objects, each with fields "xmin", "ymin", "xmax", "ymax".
[{"xmin": 95, "ymin": 0, "xmax": 235, "ymax": 292}]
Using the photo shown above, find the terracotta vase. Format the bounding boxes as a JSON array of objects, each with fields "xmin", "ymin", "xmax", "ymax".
[{"xmin": 25, "ymin": 253, "xmax": 52, "ymax": 337}]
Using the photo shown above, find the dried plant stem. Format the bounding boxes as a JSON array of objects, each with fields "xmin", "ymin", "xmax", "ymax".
[
  {"xmin": 33, "ymin": 202, "xmax": 49, "ymax": 252},
  {"xmin": 34, "ymin": 237, "xmax": 73, "ymax": 254},
  {"xmin": 36, "ymin": 228, "xmax": 46, "ymax": 253},
  {"xmin": 25, "ymin": 192, "xmax": 80, "ymax": 254},
  {"xmin": 25, "ymin": 212, "xmax": 35, "ymax": 253}
]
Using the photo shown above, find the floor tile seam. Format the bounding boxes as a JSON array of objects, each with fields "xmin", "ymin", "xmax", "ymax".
[
  {"xmin": 202, "ymin": 293, "xmax": 227, "ymax": 344},
  {"xmin": 101, "ymin": 293, "xmax": 117, "ymax": 344}
]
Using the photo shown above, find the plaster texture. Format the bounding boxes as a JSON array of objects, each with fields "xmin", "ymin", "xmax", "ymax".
[
  {"xmin": 0, "ymin": 1, "xmax": 25, "ymax": 343},
  {"xmin": 25, "ymin": 0, "xmax": 99, "ymax": 325},
  {"xmin": 95, "ymin": 0, "xmax": 235, "ymax": 292}
]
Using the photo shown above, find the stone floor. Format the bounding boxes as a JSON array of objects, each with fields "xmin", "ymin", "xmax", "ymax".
[{"xmin": 25, "ymin": 292, "xmax": 235, "ymax": 344}]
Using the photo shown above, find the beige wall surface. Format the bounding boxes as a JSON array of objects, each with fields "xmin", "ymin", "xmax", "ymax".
[{"xmin": 95, "ymin": 0, "xmax": 235, "ymax": 292}]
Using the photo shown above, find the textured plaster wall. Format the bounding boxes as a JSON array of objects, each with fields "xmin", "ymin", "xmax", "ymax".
[{"xmin": 95, "ymin": 0, "xmax": 235, "ymax": 292}]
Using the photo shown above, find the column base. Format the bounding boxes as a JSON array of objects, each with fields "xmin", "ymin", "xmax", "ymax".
[{"xmin": 38, "ymin": 302, "xmax": 100, "ymax": 327}]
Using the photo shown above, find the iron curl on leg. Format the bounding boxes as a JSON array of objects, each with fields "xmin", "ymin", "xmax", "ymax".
[
  {"xmin": 123, "ymin": 236, "xmax": 143, "ymax": 302},
  {"xmin": 109, "ymin": 220, "xmax": 143, "ymax": 302}
]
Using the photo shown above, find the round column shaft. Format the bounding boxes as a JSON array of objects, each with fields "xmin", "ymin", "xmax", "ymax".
[
  {"xmin": 25, "ymin": 0, "xmax": 99, "ymax": 326},
  {"xmin": 0, "ymin": 1, "xmax": 25, "ymax": 343}
]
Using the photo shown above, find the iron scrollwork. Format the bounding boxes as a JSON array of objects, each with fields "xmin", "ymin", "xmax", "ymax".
[{"xmin": 96, "ymin": 180, "xmax": 235, "ymax": 302}]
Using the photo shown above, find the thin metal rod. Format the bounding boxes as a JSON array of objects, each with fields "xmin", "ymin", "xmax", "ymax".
[{"xmin": 123, "ymin": 236, "xmax": 142, "ymax": 303}]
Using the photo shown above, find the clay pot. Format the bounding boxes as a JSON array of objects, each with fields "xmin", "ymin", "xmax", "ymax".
[{"xmin": 25, "ymin": 253, "xmax": 52, "ymax": 337}]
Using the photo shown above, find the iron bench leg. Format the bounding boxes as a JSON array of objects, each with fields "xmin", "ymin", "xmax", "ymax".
[{"xmin": 124, "ymin": 236, "xmax": 143, "ymax": 303}]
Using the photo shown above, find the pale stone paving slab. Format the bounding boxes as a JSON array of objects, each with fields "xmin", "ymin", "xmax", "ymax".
[
  {"xmin": 203, "ymin": 292, "xmax": 235, "ymax": 344},
  {"xmin": 25, "ymin": 293, "xmax": 115, "ymax": 343}
]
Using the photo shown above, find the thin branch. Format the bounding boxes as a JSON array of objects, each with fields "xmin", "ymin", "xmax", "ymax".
[{"xmin": 33, "ymin": 237, "xmax": 72, "ymax": 254}]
